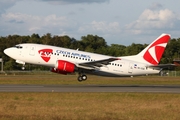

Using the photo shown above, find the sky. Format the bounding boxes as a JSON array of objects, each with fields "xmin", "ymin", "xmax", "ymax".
[{"xmin": 0, "ymin": 0, "xmax": 180, "ymax": 45}]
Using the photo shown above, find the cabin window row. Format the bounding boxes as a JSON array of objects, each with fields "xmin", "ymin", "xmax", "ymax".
[
  {"xmin": 109, "ymin": 63, "xmax": 123, "ymax": 67},
  {"xmin": 62, "ymin": 54, "xmax": 95, "ymax": 62},
  {"xmin": 14, "ymin": 45, "xmax": 23, "ymax": 49},
  {"xmin": 50, "ymin": 52, "xmax": 94, "ymax": 61}
]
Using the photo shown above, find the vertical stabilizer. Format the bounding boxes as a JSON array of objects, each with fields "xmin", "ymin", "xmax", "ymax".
[{"xmin": 137, "ymin": 33, "xmax": 171, "ymax": 65}]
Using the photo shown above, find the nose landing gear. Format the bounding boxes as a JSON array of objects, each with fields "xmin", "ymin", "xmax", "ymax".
[
  {"xmin": 21, "ymin": 64, "xmax": 25, "ymax": 70},
  {"xmin": 15, "ymin": 60, "xmax": 25, "ymax": 70},
  {"xmin": 22, "ymin": 66, "xmax": 25, "ymax": 70}
]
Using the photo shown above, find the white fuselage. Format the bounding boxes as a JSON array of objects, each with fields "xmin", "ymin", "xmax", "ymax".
[{"xmin": 4, "ymin": 43, "xmax": 160, "ymax": 77}]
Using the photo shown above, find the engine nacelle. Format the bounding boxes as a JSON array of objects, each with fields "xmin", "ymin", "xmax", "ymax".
[
  {"xmin": 54, "ymin": 60, "xmax": 75, "ymax": 73},
  {"xmin": 51, "ymin": 68, "xmax": 68, "ymax": 75}
]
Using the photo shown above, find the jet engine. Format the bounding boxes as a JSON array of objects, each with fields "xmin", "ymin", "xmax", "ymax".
[{"xmin": 51, "ymin": 60, "xmax": 75, "ymax": 74}]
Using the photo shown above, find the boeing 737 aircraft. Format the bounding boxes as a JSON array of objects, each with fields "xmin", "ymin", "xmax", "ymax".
[{"xmin": 4, "ymin": 33, "xmax": 171, "ymax": 81}]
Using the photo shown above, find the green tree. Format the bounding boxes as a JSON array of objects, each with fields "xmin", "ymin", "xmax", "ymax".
[
  {"xmin": 41, "ymin": 33, "xmax": 52, "ymax": 45},
  {"xmin": 4, "ymin": 59, "xmax": 17, "ymax": 70},
  {"xmin": 81, "ymin": 34, "xmax": 107, "ymax": 52},
  {"xmin": 108, "ymin": 44, "xmax": 126, "ymax": 56},
  {"xmin": 162, "ymin": 38, "xmax": 180, "ymax": 63},
  {"xmin": 28, "ymin": 33, "xmax": 41, "ymax": 43},
  {"xmin": 125, "ymin": 43, "xmax": 145, "ymax": 55}
]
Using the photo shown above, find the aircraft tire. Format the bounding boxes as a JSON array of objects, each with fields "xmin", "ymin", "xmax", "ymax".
[
  {"xmin": 82, "ymin": 75, "xmax": 87, "ymax": 81},
  {"xmin": 78, "ymin": 76, "xmax": 83, "ymax": 82},
  {"xmin": 22, "ymin": 66, "xmax": 25, "ymax": 70}
]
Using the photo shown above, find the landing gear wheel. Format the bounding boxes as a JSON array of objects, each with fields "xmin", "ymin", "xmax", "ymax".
[
  {"xmin": 22, "ymin": 66, "xmax": 25, "ymax": 70},
  {"xmin": 82, "ymin": 75, "xmax": 87, "ymax": 81},
  {"xmin": 78, "ymin": 76, "xmax": 83, "ymax": 82},
  {"xmin": 77, "ymin": 74, "xmax": 87, "ymax": 82}
]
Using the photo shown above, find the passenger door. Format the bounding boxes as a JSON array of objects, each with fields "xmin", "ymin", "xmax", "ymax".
[{"xmin": 29, "ymin": 46, "xmax": 36, "ymax": 56}]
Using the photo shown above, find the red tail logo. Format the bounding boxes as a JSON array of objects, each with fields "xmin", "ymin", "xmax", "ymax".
[
  {"xmin": 143, "ymin": 35, "xmax": 170, "ymax": 65},
  {"xmin": 38, "ymin": 49, "xmax": 53, "ymax": 62}
]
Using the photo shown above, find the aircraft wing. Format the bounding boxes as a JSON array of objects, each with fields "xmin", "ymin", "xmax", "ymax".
[{"xmin": 77, "ymin": 58, "xmax": 120, "ymax": 70}]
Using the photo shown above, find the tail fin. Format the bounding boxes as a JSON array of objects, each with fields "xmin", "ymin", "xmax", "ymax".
[{"xmin": 138, "ymin": 33, "xmax": 171, "ymax": 65}]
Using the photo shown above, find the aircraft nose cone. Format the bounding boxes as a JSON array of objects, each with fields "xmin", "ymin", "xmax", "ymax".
[{"xmin": 4, "ymin": 48, "xmax": 11, "ymax": 56}]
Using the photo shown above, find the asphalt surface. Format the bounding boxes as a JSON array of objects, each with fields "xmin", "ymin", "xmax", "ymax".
[{"xmin": 0, "ymin": 84, "xmax": 180, "ymax": 93}]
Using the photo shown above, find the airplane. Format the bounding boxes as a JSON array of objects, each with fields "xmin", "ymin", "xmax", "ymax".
[{"xmin": 4, "ymin": 33, "xmax": 171, "ymax": 82}]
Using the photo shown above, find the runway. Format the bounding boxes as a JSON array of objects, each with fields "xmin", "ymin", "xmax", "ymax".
[{"xmin": 0, "ymin": 84, "xmax": 180, "ymax": 93}]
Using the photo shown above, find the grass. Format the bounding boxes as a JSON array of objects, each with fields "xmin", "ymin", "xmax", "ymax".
[
  {"xmin": 0, "ymin": 74, "xmax": 180, "ymax": 119},
  {"xmin": 0, "ymin": 73, "xmax": 180, "ymax": 85},
  {"xmin": 0, "ymin": 93, "xmax": 180, "ymax": 120}
]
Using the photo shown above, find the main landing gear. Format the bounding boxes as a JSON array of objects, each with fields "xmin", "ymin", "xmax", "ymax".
[{"xmin": 78, "ymin": 74, "xmax": 87, "ymax": 82}]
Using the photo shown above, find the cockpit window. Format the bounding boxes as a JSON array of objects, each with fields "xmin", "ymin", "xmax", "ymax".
[{"xmin": 14, "ymin": 45, "xmax": 23, "ymax": 49}]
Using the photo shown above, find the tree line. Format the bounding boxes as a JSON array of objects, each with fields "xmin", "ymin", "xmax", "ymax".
[{"xmin": 0, "ymin": 33, "xmax": 180, "ymax": 70}]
